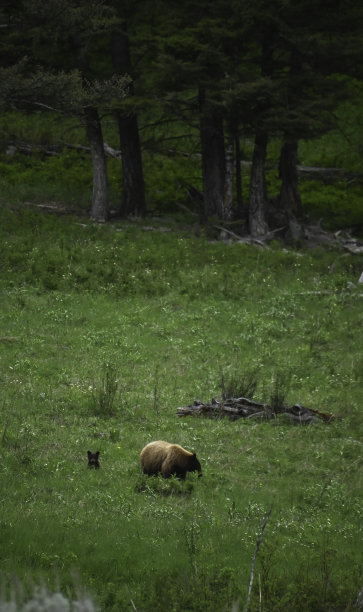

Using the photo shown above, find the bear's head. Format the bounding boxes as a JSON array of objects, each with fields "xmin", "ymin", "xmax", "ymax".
[
  {"xmin": 87, "ymin": 450, "xmax": 100, "ymax": 469},
  {"xmin": 190, "ymin": 452, "xmax": 202, "ymax": 477}
]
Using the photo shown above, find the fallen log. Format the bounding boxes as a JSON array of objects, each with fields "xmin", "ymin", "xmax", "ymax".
[
  {"xmin": 177, "ymin": 397, "xmax": 338, "ymax": 423},
  {"xmin": 5, "ymin": 140, "xmax": 122, "ymax": 159},
  {"xmin": 211, "ymin": 217, "xmax": 363, "ymax": 253}
]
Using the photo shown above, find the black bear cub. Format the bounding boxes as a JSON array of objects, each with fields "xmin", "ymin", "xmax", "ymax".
[{"xmin": 87, "ymin": 450, "xmax": 100, "ymax": 469}]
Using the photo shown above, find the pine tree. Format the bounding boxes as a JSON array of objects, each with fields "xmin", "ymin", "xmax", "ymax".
[
  {"xmin": 273, "ymin": 0, "xmax": 363, "ymax": 224},
  {"xmin": 0, "ymin": 0, "xmax": 129, "ymax": 222},
  {"xmin": 110, "ymin": 2, "xmax": 146, "ymax": 217},
  {"xmin": 150, "ymin": 1, "xmax": 232, "ymax": 220}
]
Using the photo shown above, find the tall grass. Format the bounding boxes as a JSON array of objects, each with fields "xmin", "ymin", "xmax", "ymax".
[{"xmin": 0, "ymin": 207, "xmax": 362, "ymax": 610}]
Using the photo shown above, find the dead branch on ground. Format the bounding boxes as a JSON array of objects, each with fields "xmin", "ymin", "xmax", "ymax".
[{"xmin": 177, "ymin": 397, "xmax": 339, "ymax": 424}]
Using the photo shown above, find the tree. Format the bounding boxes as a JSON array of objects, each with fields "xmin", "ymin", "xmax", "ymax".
[
  {"xmin": 249, "ymin": 127, "xmax": 269, "ymax": 235},
  {"xmin": 70, "ymin": 19, "xmax": 111, "ymax": 223},
  {"xmin": 2, "ymin": 0, "xmax": 363, "ymax": 228},
  {"xmin": 198, "ymin": 87, "xmax": 226, "ymax": 221},
  {"xmin": 223, "ymin": 130, "xmax": 235, "ymax": 221},
  {"xmin": 247, "ymin": 24, "xmax": 277, "ymax": 236},
  {"xmin": 111, "ymin": 15, "xmax": 146, "ymax": 217},
  {"xmin": 149, "ymin": 1, "xmax": 232, "ymax": 221},
  {"xmin": 0, "ymin": 0, "xmax": 129, "ymax": 222},
  {"xmin": 278, "ymin": 139, "xmax": 302, "ymax": 220},
  {"xmin": 84, "ymin": 106, "xmax": 109, "ymax": 221},
  {"xmin": 274, "ymin": 0, "xmax": 363, "ymax": 223},
  {"xmin": 277, "ymin": 50, "xmax": 304, "ymax": 220}
]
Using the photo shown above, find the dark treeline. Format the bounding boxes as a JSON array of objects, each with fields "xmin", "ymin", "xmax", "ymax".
[{"xmin": 0, "ymin": 0, "xmax": 362, "ymax": 232}]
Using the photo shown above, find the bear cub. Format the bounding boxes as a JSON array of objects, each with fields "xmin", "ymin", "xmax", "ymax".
[
  {"xmin": 140, "ymin": 440, "xmax": 202, "ymax": 479},
  {"xmin": 87, "ymin": 450, "xmax": 100, "ymax": 469}
]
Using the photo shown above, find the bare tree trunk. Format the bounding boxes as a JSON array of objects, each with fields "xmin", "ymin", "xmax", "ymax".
[
  {"xmin": 84, "ymin": 106, "xmax": 108, "ymax": 222},
  {"xmin": 111, "ymin": 27, "xmax": 146, "ymax": 217},
  {"xmin": 279, "ymin": 49, "xmax": 303, "ymax": 221},
  {"xmin": 223, "ymin": 132, "xmax": 234, "ymax": 220},
  {"xmin": 247, "ymin": 32, "xmax": 275, "ymax": 236},
  {"xmin": 71, "ymin": 34, "xmax": 108, "ymax": 222},
  {"xmin": 235, "ymin": 133, "xmax": 244, "ymax": 219},
  {"xmin": 116, "ymin": 112, "xmax": 146, "ymax": 216},
  {"xmin": 199, "ymin": 87, "xmax": 225, "ymax": 222},
  {"xmin": 279, "ymin": 138, "xmax": 302, "ymax": 219},
  {"xmin": 249, "ymin": 128, "xmax": 268, "ymax": 236}
]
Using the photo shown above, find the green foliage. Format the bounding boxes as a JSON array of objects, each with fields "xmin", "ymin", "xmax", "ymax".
[
  {"xmin": 221, "ymin": 369, "xmax": 259, "ymax": 400},
  {"xmin": 299, "ymin": 81, "xmax": 363, "ymax": 172},
  {"xmin": 135, "ymin": 474, "xmax": 196, "ymax": 497},
  {"xmin": 91, "ymin": 363, "xmax": 121, "ymax": 418},
  {"xmin": 269, "ymin": 372, "xmax": 291, "ymax": 413},
  {"xmin": 300, "ymin": 180, "xmax": 363, "ymax": 230},
  {"xmin": 143, "ymin": 149, "xmax": 201, "ymax": 212},
  {"xmin": 0, "ymin": 111, "xmax": 90, "ymax": 147},
  {"xmin": 0, "ymin": 207, "xmax": 362, "ymax": 611},
  {"xmin": 0, "ymin": 151, "xmax": 92, "ymax": 209}
]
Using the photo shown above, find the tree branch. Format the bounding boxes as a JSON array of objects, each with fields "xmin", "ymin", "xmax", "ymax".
[{"xmin": 243, "ymin": 506, "xmax": 273, "ymax": 612}]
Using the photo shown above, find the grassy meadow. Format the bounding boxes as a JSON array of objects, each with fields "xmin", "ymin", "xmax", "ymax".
[{"xmin": 0, "ymin": 205, "xmax": 362, "ymax": 610}]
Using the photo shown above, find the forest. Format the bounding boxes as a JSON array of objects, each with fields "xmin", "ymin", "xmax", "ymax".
[
  {"xmin": 0, "ymin": 2, "xmax": 363, "ymax": 611},
  {"xmin": 1, "ymin": 0, "xmax": 363, "ymax": 234}
]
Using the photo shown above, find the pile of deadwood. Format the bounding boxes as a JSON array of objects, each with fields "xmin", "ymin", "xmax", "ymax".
[
  {"xmin": 214, "ymin": 219, "xmax": 363, "ymax": 254},
  {"xmin": 177, "ymin": 397, "xmax": 339, "ymax": 424}
]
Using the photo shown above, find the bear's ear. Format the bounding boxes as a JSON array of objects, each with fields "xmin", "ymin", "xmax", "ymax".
[
  {"xmin": 87, "ymin": 451, "xmax": 92, "ymax": 457},
  {"xmin": 95, "ymin": 451, "xmax": 100, "ymax": 458}
]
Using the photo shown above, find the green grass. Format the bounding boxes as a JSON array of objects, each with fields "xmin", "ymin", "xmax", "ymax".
[{"xmin": 0, "ymin": 206, "xmax": 362, "ymax": 611}]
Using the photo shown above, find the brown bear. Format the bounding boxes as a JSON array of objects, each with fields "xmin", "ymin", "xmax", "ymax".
[
  {"xmin": 140, "ymin": 440, "xmax": 202, "ymax": 479},
  {"xmin": 87, "ymin": 450, "xmax": 100, "ymax": 469}
]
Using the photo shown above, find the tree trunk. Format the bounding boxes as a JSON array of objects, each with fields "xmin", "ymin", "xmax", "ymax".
[
  {"xmin": 223, "ymin": 132, "xmax": 234, "ymax": 220},
  {"xmin": 235, "ymin": 133, "xmax": 244, "ymax": 220},
  {"xmin": 84, "ymin": 106, "xmax": 108, "ymax": 222},
  {"xmin": 71, "ymin": 34, "xmax": 108, "ymax": 222},
  {"xmin": 116, "ymin": 112, "xmax": 146, "ymax": 217},
  {"xmin": 278, "ymin": 49, "xmax": 303, "ymax": 220},
  {"xmin": 199, "ymin": 88, "xmax": 225, "ymax": 221},
  {"xmin": 279, "ymin": 139, "xmax": 302, "ymax": 219},
  {"xmin": 249, "ymin": 128, "xmax": 268, "ymax": 236},
  {"xmin": 111, "ymin": 28, "xmax": 146, "ymax": 217}
]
